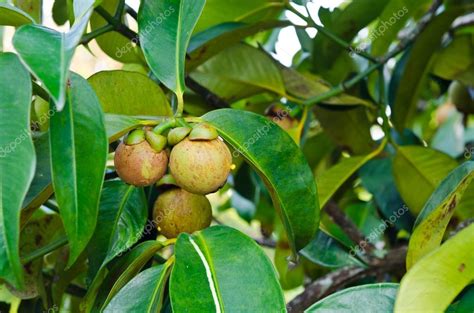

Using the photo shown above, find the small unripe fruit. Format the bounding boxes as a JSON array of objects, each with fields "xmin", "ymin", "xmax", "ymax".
[
  {"xmin": 449, "ymin": 81, "xmax": 473, "ymax": 114},
  {"xmin": 153, "ymin": 188, "xmax": 212, "ymax": 238},
  {"xmin": 170, "ymin": 138, "xmax": 232, "ymax": 194},
  {"xmin": 114, "ymin": 141, "xmax": 168, "ymax": 187}
]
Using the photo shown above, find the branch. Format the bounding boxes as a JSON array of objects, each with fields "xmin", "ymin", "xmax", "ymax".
[
  {"xmin": 185, "ymin": 77, "xmax": 229, "ymax": 109},
  {"xmin": 324, "ymin": 201, "xmax": 376, "ymax": 254},
  {"xmin": 287, "ymin": 245, "xmax": 407, "ymax": 313}
]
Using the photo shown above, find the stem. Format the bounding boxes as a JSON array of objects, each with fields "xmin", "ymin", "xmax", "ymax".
[
  {"xmin": 114, "ymin": 0, "xmax": 126, "ymax": 19},
  {"xmin": 378, "ymin": 67, "xmax": 391, "ymax": 139},
  {"xmin": 33, "ymin": 82, "xmax": 50, "ymax": 101},
  {"xmin": 285, "ymin": 3, "xmax": 377, "ymax": 62},
  {"xmin": 22, "ymin": 236, "xmax": 68, "ymax": 264},
  {"xmin": 153, "ymin": 119, "xmax": 176, "ymax": 134},
  {"xmin": 95, "ymin": 6, "xmax": 138, "ymax": 42},
  {"xmin": 175, "ymin": 92, "xmax": 184, "ymax": 117},
  {"xmin": 80, "ymin": 24, "xmax": 114, "ymax": 45},
  {"xmin": 125, "ymin": 4, "xmax": 138, "ymax": 20}
]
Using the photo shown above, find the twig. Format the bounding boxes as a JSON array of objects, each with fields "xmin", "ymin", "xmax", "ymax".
[
  {"xmin": 324, "ymin": 201, "xmax": 376, "ymax": 254},
  {"xmin": 287, "ymin": 245, "xmax": 407, "ymax": 313},
  {"xmin": 22, "ymin": 236, "xmax": 68, "ymax": 264},
  {"xmin": 125, "ymin": 4, "xmax": 138, "ymax": 20},
  {"xmin": 185, "ymin": 77, "xmax": 229, "ymax": 109}
]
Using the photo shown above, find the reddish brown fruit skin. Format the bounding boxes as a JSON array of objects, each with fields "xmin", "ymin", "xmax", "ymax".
[
  {"xmin": 169, "ymin": 138, "xmax": 232, "ymax": 194},
  {"xmin": 153, "ymin": 188, "xmax": 212, "ymax": 238},
  {"xmin": 114, "ymin": 141, "xmax": 168, "ymax": 187}
]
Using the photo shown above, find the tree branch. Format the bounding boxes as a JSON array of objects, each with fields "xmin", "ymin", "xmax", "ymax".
[{"xmin": 287, "ymin": 245, "xmax": 407, "ymax": 313}]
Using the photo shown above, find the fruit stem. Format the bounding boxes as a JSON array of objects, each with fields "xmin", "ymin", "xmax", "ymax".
[
  {"xmin": 153, "ymin": 119, "xmax": 176, "ymax": 135},
  {"xmin": 174, "ymin": 92, "xmax": 185, "ymax": 118},
  {"xmin": 162, "ymin": 238, "xmax": 177, "ymax": 247}
]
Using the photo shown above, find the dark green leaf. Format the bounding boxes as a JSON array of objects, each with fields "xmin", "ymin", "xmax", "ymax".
[
  {"xmin": 306, "ymin": 283, "xmax": 398, "ymax": 312},
  {"xmin": 0, "ymin": 53, "xmax": 35, "ymax": 288},
  {"xmin": 13, "ymin": 0, "xmax": 94, "ymax": 110},
  {"xmin": 104, "ymin": 264, "xmax": 171, "ymax": 313},
  {"xmin": 88, "ymin": 180, "xmax": 147, "ymax": 279},
  {"xmin": 171, "ymin": 226, "xmax": 285, "ymax": 312},
  {"xmin": 0, "ymin": 3, "xmax": 34, "ymax": 26},
  {"xmin": 52, "ymin": 0, "xmax": 69, "ymax": 26},
  {"xmin": 12, "ymin": 0, "xmax": 41, "ymax": 22},
  {"xmin": 50, "ymin": 73, "xmax": 108, "ymax": 266},
  {"xmin": 203, "ymin": 109, "xmax": 319, "ymax": 253},
  {"xmin": 88, "ymin": 70, "xmax": 172, "ymax": 116},
  {"xmin": 139, "ymin": 0, "xmax": 205, "ymax": 96},
  {"xmin": 407, "ymin": 162, "xmax": 474, "ymax": 268}
]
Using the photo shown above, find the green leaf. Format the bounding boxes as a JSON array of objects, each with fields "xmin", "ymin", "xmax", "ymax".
[
  {"xmin": 301, "ymin": 230, "xmax": 365, "ymax": 268},
  {"xmin": 12, "ymin": 0, "xmax": 41, "ymax": 22},
  {"xmin": 395, "ymin": 224, "xmax": 474, "ymax": 312},
  {"xmin": 104, "ymin": 114, "xmax": 142, "ymax": 143},
  {"xmin": 104, "ymin": 264, "xmax": 171, "ymax": 313},
  {"xmin": 390, "ymin": 8, "xmax": 465, "ymax": 130},
  {"xmin": 203, "ymin": 109, "xmax": 319, "ymax": 253},
  {"xmin": 52, "ymin": 0, "xmax": 69, "ymax": 26},
  {"xmin": 194, "ymin": 0, "xmax": 284, "ymax": 33},
  {"xmin": 406, "ymin": 162, "xmax": 474, "ymax": 268},
  {"xmin": 306, "ymin": 283, "xmax": 399, "ymax": 312},
  {"xmin": 21, "ymin": 133, "xmax": 53, "ymax": 226},
  {"xmin": 0, "ymin": 3, "xmax": 34, "ymax": 26},
  {"xmin": 170, "ymin": 226, "xmax": 285, "ymax": 312},
  {"xmin": 139, "ymin": 0, "xmax": 205, "ymax": 96},
  {"xmin": 191, "ymin": 44, "xmax": 285, "ymax": 102},
  {"xmin": 13, "ymin": 0, "xmax": 94, "ymax": 110},
  {"xmin": 187, "ymin": 20, "xmax": 290, "ymax": 71},
  {"xmin": 432, "ymin": 34, "xmax": 474, "ymax": 86},
  {"xmin": 282, "ymin": 68, "xmax": 374, "ymax": 108},
  {"xmin": 0, "ymin": 53, "xmax": 35, "ymax": 288},
  {"xmin": 49, "ymin": 73, "xmax": 108, "ymax": 266},
  {"xmin": 317, "ymin": 142, "xmax": 385, "ymax": 208},
  {"xmin": 392, "ymin": 146, "xmax": 458, "ymax": 214},
  {"xmin": 88, "ymin": 180, "xmax": 147, "ymax": 279},
  {"xmin": 90, "ymin": 0, "xmax": 142, "ymax": 64},
  {"xmin": 88, "ymin": 70, "xmax": 172, "ymax": 116}
]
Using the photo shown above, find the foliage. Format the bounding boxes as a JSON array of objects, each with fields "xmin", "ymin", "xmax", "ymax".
[{"xmin": 0, "ymin": 0, "xmax": 473, "ymax": 312}]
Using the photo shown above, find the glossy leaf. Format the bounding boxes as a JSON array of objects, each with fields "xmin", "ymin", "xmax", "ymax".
[
  {"xmin": 191, "ymin": 44, "xmax": 286, "ymax": 102},
  {"xmin": 88, "ymin": 180, "xmax": 147, "ymax": 279},
  {"xmin": 0, "ymin": 3, "xmax": 34, "ymax": 26},
  {"xmin": 406, "ymin": 162, "xmax": 474, "ymax": 268},
  {"xmin": 187, "ymin": 20, "xmax": 291, "ymax": 71},
  {"xmin": 301, "ymin": 230, "xmax": 365, "ymax": 268},
  {"xmin": 21, "ymin": 133, "xmax": 53, "ymax": 226},
  {"xmin": 90, "ymin": 0, "xmax": 142, "ymax": 64},
  {"xmin": 139, "ymin": 0, "xmax": 205, "ymax": 96},
  {"xmin": 170, "ymin": 226, "xmax": 285, "ymax": 312},
  {"xmin": 390, "ymin": 8, "xmax": 465, "ymax": 130},
  {"xmin": 395, "ymin": 224, "xmax": 474, "ymax": 312},
  {"xmin": 88, "ymin": 70, "xmax": 172, "ymax": 116},
  {"xmin": 0, "ymin": 53, "xmax": 35, "ymax": 288},
  {"xmin": 203, "ymin": 109, "xmax": 319, "ymax": 253},
  {"xmin": 306, "ymin": 283, "xmax": 399, "ymax": 312},
  {"xmin": 13, "ymin": 1, "xmax": 94, "ymax": 111},
  {"xmin": 194, "ymin": 0, "xmax": 284, "ymax": 33},
  {"xmin": 317, "ymin": 142, "xmax": 385, "ymax": 208},
  {"xmin": 49, "ymin": 73, "xmax": 108, "ymax": 266},
  {"xmin": 104, "ymin": 264, "xmax": 171, "ymax": 313},
  {"xmin": 392, "ymin": 146, "xmax": 458, "ymax": 214},
  {"xmin": 105, "ymin": 114, "xmax": 142, "ymax": 143}
]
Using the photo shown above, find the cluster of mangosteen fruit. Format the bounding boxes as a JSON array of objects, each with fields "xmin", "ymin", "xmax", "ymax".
[{"xmin": 114, "ymin": 120, "xmax": 232, "ymax": 238}]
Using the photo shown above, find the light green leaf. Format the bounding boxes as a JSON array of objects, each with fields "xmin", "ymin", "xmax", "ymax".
[
  {"xmin": 395, "ymin": 224, "xmax": 474, "ymax": 313},
  {"xmin": 88, "ymin": 180, "xmax": 147, "ymax": 279},
  {"xmin": 317, "ymin": 141, "xmax": 385, "ymax": 207},
  {"xmin": 392, "ymin": 146, "xmax": 458, "ymax": 214},
  {"xmin": 88, "ymin": 70, "xmax": 172, "ymax": 116},
  {"xmin": 0, "ymin": 3, "xmax": 34, "ymax": 26},
  {"xmin": 390, "ymin": 8, "xmax": 466, "ymax": 130},
  {"xmin": 104, "ymin": 264, "xmax": 171, "ymax": 313},
  {"xmin": 203, "ymin": 109, "xmax": 319, "ymax": 253},
  {"xmin": 406, "ymin": 162, "xmax": 474, "ymax": 268},
  {"xmin": 12, "ymin": 0, "xmax": 41, "ymax": 22},
  {"xmin": 12, "ymin": 0, "xmax": 94, "ymax": 110},
  {"xmin": 105, "ymin": 114, "xmax": 141, "ymax": 143},
  {"xmin": 191, "ymin": 44, "xmax": 286, "ymax": 102},
  {"xmin": 187, "ymin": 20, "xmax": 290, "ymax": 71},
  {"xmin": 90, "ymin": 0, "xmax": 143, "ymax": 64},
  {"xmin": 0, "ymin": 53, "xmax": 35, "ymax": 288},
  {"xmin": 139, "ymin": 0, "xmax": 205, "ymax": 96},
  {"xmin": 306, "ymin": 283, "xmax": 399, "ymax": 312},
  {"xmin": 49, "ymin": 73, "xmax": 108, "ymax": 266},
  {"xmin": 170, "ymin": 226, "xmax": 285, "ymax": 312},
  {"xmin": 194, "ymin": 0, "xmax": 284, "ymax": 33}
]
